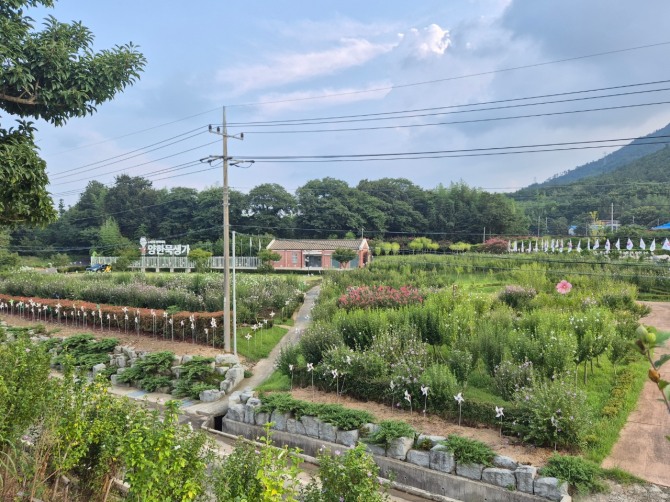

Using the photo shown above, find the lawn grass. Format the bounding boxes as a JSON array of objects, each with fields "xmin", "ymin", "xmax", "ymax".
[
  {"xmin": 236, "ymin": 325, "xmax": 288, "ymax": 362},
  {"xmin": 582, "ymin": 356, "xmax": 648, "ymax": 463},
  {"xmin": 255, "ymin": 369, "xmax": 291, "ymax": 392}
]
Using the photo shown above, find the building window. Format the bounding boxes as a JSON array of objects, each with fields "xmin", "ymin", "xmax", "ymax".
[{"xmin": 292, "ymin": 252, "xmax": 298, "ymax": 264}]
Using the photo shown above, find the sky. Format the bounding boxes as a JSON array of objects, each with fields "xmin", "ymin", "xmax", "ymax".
[{"xmin": 23, "ymin": 0, "xmax": 670, "ymax": 207}]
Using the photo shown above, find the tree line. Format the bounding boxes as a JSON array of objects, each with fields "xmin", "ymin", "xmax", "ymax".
[{"xmin": 8, "ymin": 175, "xmax": 528, "ymax": 257}]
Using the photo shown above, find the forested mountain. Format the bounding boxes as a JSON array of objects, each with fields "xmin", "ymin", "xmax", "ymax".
[
  {"xmin": 527, "ymin": 122, "xmax": 670, "ymax": 188},
  {"xmin": 8, "ymin": 175, "xmax": 528, "ymax": 257},
  {"xmin": 514, "ymin": 145, "xmax": 670, "ymax": 235}
]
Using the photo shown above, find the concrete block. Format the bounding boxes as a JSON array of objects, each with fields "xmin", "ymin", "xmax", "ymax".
[
  {"xmin": 336, "ymin": 429, "xmax": 359, "ymax": 447},
  {"xmin": 387, "ymin": 436, "xmax": 413, "ymax": 460},
  {"xmin": 493, "ymin": 454, "xmax": 519, "ymax": 470},
  {"xmin": 482, "ymin": 467, "xmax": 516, "ymax": 489},
  {"xmin": 456, "ymin": 462, "xmax": 484, "ymax": 480},
  {"xmin": 534, "ymin": 477, "xmax": 569, "ymax": 501},
  {"xmin": 406, "ymin": 449, "xmax": 431, "ymax": 468},
  {"xmin": 429, "ymin": 445, "xmax": 455, "ymax": 473},
  {"xmin": 515, "ymin": 465, "xmax": 537, "ymax": 494}
]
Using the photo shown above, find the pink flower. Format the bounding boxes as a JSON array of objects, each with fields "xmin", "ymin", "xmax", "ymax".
[{"xmin": 556, "ymin": 280, "xmax": 572, "ymax": 295}]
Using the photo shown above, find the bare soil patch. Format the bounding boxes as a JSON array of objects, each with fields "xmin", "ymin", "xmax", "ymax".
[
  {"xmin": 1, "ymin": 314, "xmax": 224, "ymax": 358},
  {"xmin": 290, "ymin": 387, "xmax": 553, "ymax": 467}
]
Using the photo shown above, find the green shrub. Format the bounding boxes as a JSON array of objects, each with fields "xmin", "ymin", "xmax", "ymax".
[
  {"xmin": 540, "ymin": 454, "xmax": 607, "ymax": 494},
  {"xmin": 441, "ymin": 434, "xmax": 495, "ymax": 466},
  {"xmin": 366, "ymin": 420, "xmax": 415, "ymax": 450},
  {"xmin": 420, "ymin": 364, "xmax": 459, "ymax": 412},
  {"xmin": 116, "ymin": 350, "xmax": 175, "ymax": 391},
  {"xmin": 447, "ymin": 349, "xmax": 473, "ymax": 386},
  {"xmin": 212, "ymin": 439, "xmax": 263, "ymax": 500},
  {"xmin": 513, "ymin": 374, "xmax": 591, "ymax": 450},
  {"xmin": 172, "ymin": 356, "xmax": 220, "ymax": 399},
  {"xmin": 299, "ymin": 323, "xmax": 344, "ymax": 364},
  {"xmin": 301, "ymin": 444, "xmax": 389, "ymax": 502}
]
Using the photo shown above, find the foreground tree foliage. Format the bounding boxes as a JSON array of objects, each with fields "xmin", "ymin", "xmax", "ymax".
[{"xmin": 0, "ymin": 0, "xmax": 146, "ymax": 226}]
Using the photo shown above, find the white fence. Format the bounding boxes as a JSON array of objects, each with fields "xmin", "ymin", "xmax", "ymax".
[{"xmin": 91, "ymin": 256, "xmax": 260, "ymax": 271}]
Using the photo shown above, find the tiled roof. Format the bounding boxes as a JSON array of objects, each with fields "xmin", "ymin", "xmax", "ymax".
[{"xmin": 267, "ymin": 238, "xmax": 366, "ymax": 251}]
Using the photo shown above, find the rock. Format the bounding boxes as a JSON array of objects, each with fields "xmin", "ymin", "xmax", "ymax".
[
  {"xmin": 515, "ymin": 465, "xmax": 537, "ymax": 494},
  {"xmin": 225, "ymin": 366, "xmax": 245, "ymax": 390},
  {"xmin": 360, "ymin": 423, "xmax": 379, "ymax": 438},
  {"xmin": 319, "ymin": 422, "xmax": 338, "ymax": 443},
  {"xmin": 156, "ymin": 386, "xmax": 171, "ymax": 394},
  {"xmin": 255, "ymin": 412, "xmax": 270, "ymax": 427},
  {"xmin": 228, "ymin": 391, "xmax": 242, "ymax": 405},
  {"xmin": 336, "ymin": 429, "xmax": 359, "ymax": 447},
  {"xmin": 216, "ymin": 354, "xmax": 240, "ymax": 365},
  {"xmin": 244, "ymin": 399, "xmax": 261, "ymax": 424},
  {"xmin": 407, "ymin": 449, "xmax": 431, "ymax": 468},
  {"xmin": 493, "ymin": 455, "xmax": 519, "ymax": 470},
  {"xmin": 429, "ymin": 445, "xmax": 455, "ymax": 473},
  {"xmin": 300, "ymin": 416, "xmax": 321, "ymax": 438},
  {"xmin": 220, "ymin": 380, "xmax": 232, "ymax": 393},
  {"xmin": 240, "ymin": 389, "xmax": 254, "ymax": 404},
  {"xmin": 92, "ymin": 363, "xmax": 106, "ymax": 376},
  {"xmin": 199, "ymin": 389, "xmax": 223, "ymax": 402},
  {"xmin": 172, "ymin": 355, "xmax": 182, "ymax": 366},
  {"xmin": 226, "ymin": 403, "xmax": 246, "ymax": 422},
  {"xmin": 456, "ymin": 463, "xmax": 484, "ymax": 480},
  {"xmin": 287, "ymin": 418, "xmax": 307, "ymax": 435},
  {"xmin": 171, "ymin": 366, "xmax": 182, "ymax": 378},
  {"xmin": 116, "ymin": 355, "xmax": 127, "ymax": 368},
  {"xmin": 270, "ymin": 410, "xmax": 289, "ymax": 431},
  {"xmin": 214, "ymin": 366, "xmax": 228, "ymax": 376},
  {"xmin": 110, "ymin": 374, "xmax": 128, "ymax": 387},
  {"xmin": 182, "ymin": 354, "xmax": 194, "ymax": 364},
  {"xmin": 482, "ymin": 468, "xmax": 516, "ymax": 490},
  {"xmin": 416, "ymin": 434, "xmax": 446, "ymax": 449},
  {"xmin": 533, "ymin": 477, "xmax": 569, "ymax": 501},
  {"xmin": 387, "ymin": 436, "xmax": 413, "ymax": 460},
  {"xmin": 365, "ymin": 443, "xmax": 386, "ymax": 457},
  {"xmin": 116, "ymin": 367, "xmax": 127, "ymax": 375}
]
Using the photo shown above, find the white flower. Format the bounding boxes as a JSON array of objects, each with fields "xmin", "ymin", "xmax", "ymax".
[
  {"xmin": 306, "ymin": 362, "xmax": 314, "ymax": 372},
  {"xmin": 454, "ymin": 392, "xmax": 464, "ymax": 404},
  {"xmin": 180, "ymin": 320, "xmax": 184, "ymax": 327},
  {"xmin": 496, "ymin": 406, "xmax": 504, "ymax": 418},
  {"xmin": 404, "ymin": 390, "xmax": 411, "ymax": 403},
  {"xmin": 421, "ymin": 385, "xmax": 429, "ymax": 396}
]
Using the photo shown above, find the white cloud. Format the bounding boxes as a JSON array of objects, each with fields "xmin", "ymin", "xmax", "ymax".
[
  {"xmin": 217, "ymin": 38, "xmax": 395, "ymax": 95},
  {"xmin": 397, "ymin": 24, "xmax": 451, "ymax": 60}
]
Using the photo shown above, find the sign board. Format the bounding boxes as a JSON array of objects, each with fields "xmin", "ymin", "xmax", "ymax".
[{"xmin": 141, "ymin": 239, "xmax": 190, "ymax": 256}]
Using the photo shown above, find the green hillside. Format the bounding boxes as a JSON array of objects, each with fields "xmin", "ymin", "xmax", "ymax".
[
  {"xmin": 514, "ymin": 145, "xmax": 670, "ymax": 233},
  {"xmin": 527, "ymin": 122, "xmax": 670, "ymax": 188}
]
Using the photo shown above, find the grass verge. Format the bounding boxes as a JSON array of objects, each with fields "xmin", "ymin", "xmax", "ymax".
[
  {"xmin": 255, "ymin": 369, "xmax": 291, "ymax": 392},
  {"xmin": 236, "ymin": 325, "xmax": 287, "ymax": 362}
]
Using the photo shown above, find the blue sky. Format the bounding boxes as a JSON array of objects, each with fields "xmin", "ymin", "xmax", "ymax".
[{"xmin": 25, "ymin": 0, "xmax": 670, "ymax": 207}]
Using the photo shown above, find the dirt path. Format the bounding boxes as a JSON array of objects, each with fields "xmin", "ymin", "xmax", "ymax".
[{"xmin": 602, "ymin": 301, "xmax": 670, "ymax": 487}]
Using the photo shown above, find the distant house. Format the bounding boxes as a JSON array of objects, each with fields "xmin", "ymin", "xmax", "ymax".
[{"xmin": 266, "ymin": 238, "xmax": 371, "ymax": 270}]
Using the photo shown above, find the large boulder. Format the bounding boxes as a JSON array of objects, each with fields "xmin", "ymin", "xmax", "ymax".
[
  {"xmin": 456, "ymin": 462, "xmax": 484, "ymax": 480},
  {"xmin": 300, "ymin": 416, "xmax": 321, "ymax": 438},
  {"xmin": 429, "ymin": 445, "xmax": 455, "ymax": 473},
  {"xmin": 534, "ymin": 477, "xmax": 569, "ymax": 501},
  {"xmin": 482, "ymin": 468, "xmax": 516, "ymax": 490},
  {"xmin": 407, "ymin": 449, "xmax": 430, "ymax": 468},
  {"xmin": 387, "ymin": 436, "xmax": 413, "ymax": 461},
  {"xmin": 336, "ymin": 429, "xmax": 359, "ymax": 447},
  {"xmin": 515, "ymin": 465, "xmax": 537, "ymax": 494}
]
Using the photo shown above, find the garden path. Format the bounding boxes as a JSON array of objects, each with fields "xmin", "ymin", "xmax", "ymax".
[{"xmin": 602, "ymin": 301, "xmax": 670, "ymax": 487}]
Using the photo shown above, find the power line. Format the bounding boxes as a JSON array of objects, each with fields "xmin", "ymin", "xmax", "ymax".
[{"xmin": 225, "ymin": 81, "xmax": 670, "ymax": 127}]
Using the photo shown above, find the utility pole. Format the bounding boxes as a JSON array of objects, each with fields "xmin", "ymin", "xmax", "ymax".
[
  {"xmin": 611, "ymin": 203, "xmax": 614, "ymax": 232},
  {"xmin": 202, "ymin": 107, "xmax": 252, "ymax": 353}
]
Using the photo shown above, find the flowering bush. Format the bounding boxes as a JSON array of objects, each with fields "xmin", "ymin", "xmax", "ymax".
[
  {"xmin": 497, "ymin": 285, "xmax": 537, "ymax": 310},
  {"xmin": 337, "ymin": 285, "xmax": 422, "ymax": 310},
  {"xmin": 513, "ymin": 373, "xmax": 591, "ymax": 449},
  {"xmin": 479, "ymin": 237, "xmax": 510, "ymax": 254},
  {"xmin": 494, "ymin": 360, "xmax": 535, "ymax": 401},
  {"xmin": 556, "ymin": 280, "xmax": 573, "ymax": 295}
]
